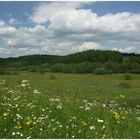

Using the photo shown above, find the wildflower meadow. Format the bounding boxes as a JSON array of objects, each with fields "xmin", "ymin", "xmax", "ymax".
[{"xmin": 0, "ymin": 73, "xmax": 140, "ymax": 138}]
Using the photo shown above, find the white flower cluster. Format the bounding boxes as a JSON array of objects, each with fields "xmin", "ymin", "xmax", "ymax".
[
  {"xmin": 49, "ymin": 98, "xmax": 60, "ymax": 102},
  {"xmin": 0, "ymin": 79, "xmax": 6, "ymax": 85},
  {"xmin": 33, "ymin": 89, "xmax": 40, "ymax": 95},
  {"xmin": 79, "ymin": 99, "xmax": 93, "ymax": 111},
  {"xmin": 21, "ymin": 80, "xmax": 30, "ymax": 88}
]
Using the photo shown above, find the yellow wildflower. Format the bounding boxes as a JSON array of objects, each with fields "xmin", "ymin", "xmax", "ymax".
[
  {"xmin": 3, "ymin": 112, "xmax": 9, "ymax": 117},
  {"xmin": 25, "ymin": 119, "xmax": 32, "ymax": 125},
  {"xmin": 33, "ymin": 122, "xmax": 37, "ymax": 125},
  {"xmin": 18, "ymin": 125, "xmax": 22, "ymax": 129},
  {"xmin": 81, "ymin": 120, "xmax": 87, "ymax": 126},
  {"xmin": 113, "ymin": 111, "xmax": 120, "ymax": 120},
  {"xmin": 29, "ymin": 119, "xmax": 32, "ymax": 123},
  {"xmin": 26, "ymin": 121, "xmax": 30, "ymax": 125}
]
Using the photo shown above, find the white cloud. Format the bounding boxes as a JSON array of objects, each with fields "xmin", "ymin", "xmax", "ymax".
[
  {"xmin": 0, "ymin": 20, "xmax": 5, "ymax": 27},
  {"xmin": 113, "ymin": 46, "xmax": 137, "ymax": 53},
  {"xmin": 3, "ymin": 25, "xmax": 48, "ymax": 48},
  {"xmin": 28, "ymin": 2, "xmax": 140, "ymax": 49},
  {"xmin": 29, "ymin": 2, "xmax": 91, "ymax": 24},
  {"xmin": 0, "ymin": 2, "xmax": 140, "ymax": 57},
  {"xmin": 0, "ymin": 47, "xmax": 43, "ymax": 58},
  {"xmin": 0, "ymin": 26, "xmax": 17, "ymax": 38},
  {"xmin": 30, "ymin": 2, "xmax": 140, "ymax": 34},
  {"xmin": 9, "ymin": 18, "xmax": 19, "ymax": 25},
  {"xmin": 48, "ymin": 9, "xmax": 97, "ymax": 34},
  {"xmin": 119, "ymin": 47, "xmax": 136, "ymax": 53},
  {"xmin": 79, "ymin": 42, "xmax": 103, "ymax": 51}
]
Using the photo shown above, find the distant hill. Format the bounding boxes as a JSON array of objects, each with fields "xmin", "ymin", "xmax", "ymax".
[
  {"xmin": 0, "ymin": 50, "xmax": 123, "ymax": 65},
  {"xmin": 0, "ymin": 49, "xmax": 140, "ymax": 74}
]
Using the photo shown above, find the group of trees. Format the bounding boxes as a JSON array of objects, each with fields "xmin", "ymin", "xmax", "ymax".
[
  {"xmin": 50, "ymin": 61, "xmax": 140, "ymax": 74},
  {"xmin": 0, "ymin": 50, "xmax": 140, "ymax": 75}
]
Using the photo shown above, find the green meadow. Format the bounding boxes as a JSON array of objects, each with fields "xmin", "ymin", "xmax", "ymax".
[{"xmin": 0, "ymin": 73, "xmax": 140, "ymax": 138}]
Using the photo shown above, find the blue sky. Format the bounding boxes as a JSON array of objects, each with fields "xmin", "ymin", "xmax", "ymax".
[
  {"xmin": 0, "ymin": 2, "xmax": 38, "ymax": 27},
  {"xmin": 0, "ymin": 1, "xmax": 140, "ymax": 57},
  {"xmin": 85, "ymin": 1, "xmax": 140, "ymax": 15}
]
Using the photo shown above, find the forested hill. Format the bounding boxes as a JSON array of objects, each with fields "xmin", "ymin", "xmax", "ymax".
[
  {"xmin": 0, "ymin": 50, "xmax": 127, "ymax": 65},
  {"xmin": 0, "ymin": 49, "xmax": 140, "ymax": 74},
  {"xmin": 20, "ymin": 50, "xmax": 123, "ymax": 64}
]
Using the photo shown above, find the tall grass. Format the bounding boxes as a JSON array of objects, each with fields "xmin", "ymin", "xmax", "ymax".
[{"xmin": 0, "ymin": 78, "xmax": 139, "ymax": 138}]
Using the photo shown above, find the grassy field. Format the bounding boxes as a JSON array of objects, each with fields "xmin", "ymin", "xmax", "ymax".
[{"xmin": 0, "ymin": 73, "xmax": 140, "ymax": 138}]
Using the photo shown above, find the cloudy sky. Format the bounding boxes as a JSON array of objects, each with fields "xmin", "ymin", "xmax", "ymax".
[{"xmin": 0, "ymin": 1, "xmax": 140, "ymax": 58}]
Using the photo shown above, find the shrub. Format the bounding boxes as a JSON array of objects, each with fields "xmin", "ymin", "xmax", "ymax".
[
  {"xmin": 49, "ymin": 75, "xmax": 56, "ymax": 80},
  {"xmin": 0, "ymin": 69, "xmax": 6, "ymax": 75},
  {"xmin": 40, "ymin": 69, "xmax": 45, "ymax": 74},
  {"xmin": 124, "ymin": 73, "xmax": 132, "ymax": 80},
  {"xmin": 118, "ymin": 82, "xmax": 131, "ymax": 88},
  {"xmin": 106, "ymin": 69, "xmax": 113, "ymax": 74},
  {"xmin": 94, "ymin": 67, "xmax": 106, "ymax": 75}
]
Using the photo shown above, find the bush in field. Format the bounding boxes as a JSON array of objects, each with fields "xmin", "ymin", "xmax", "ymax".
[
  {"xmin": 94, "ymin": 67, "xmax": 106, "ymax": 75},
  {"xmin": 118, "ymin": 82, "xmax": 131, "ymax": 88},
  {"xmin": 39, "ymin": 68, "xmax": 45, "ymax": 74},
  {"xmin": 124, "ymin": 73, "xmax": 132, "ymax": 80},
  {"xmin": 49, "ymin": 75, "xmax": 56, "ymax": 80},
  {"xmin": 0, "ymin": 69, "xmax": 5, "ymax": 75},
  {"xmin": 106, "ymin": 69, "xmax": 113, "ymax": 74}
]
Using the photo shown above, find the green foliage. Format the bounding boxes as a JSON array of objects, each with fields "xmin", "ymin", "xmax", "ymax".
[
  {"xmin": 50, "ymin": 64, "xmax": 63, "ymax": 72},
  {"xmin": 39, "ymin": 69, "xmax": 45, "ymax": 74},
  {"xmin": 0, "ymin": 50, "xmax": 140, "ymax": 74},
  {"xmin": 94, "ymin": 67, "xmax": 106, "ymax": 75},
  {"xmin": 28, "ymin": 66, "xmax": 40, "ymax": 72},
  {"xmin": 106, "ymin": 69, "xmax": 113, "ymax": 74},
  {"xmin": 50, "ymin": 62, "xmax": 96, "ymax": 73},
  {"xmin": 0, "ymin": 49, "xmax": 123, "ymax": 65},
  {"xmin": 0, "ymin": 68, "xmax": 5, "ymax": 75}
]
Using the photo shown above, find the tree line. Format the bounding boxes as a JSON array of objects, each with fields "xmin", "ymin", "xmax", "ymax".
[{"xmin": 0, "ymin": 49, "xmax": 140, "ymax": 74}]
